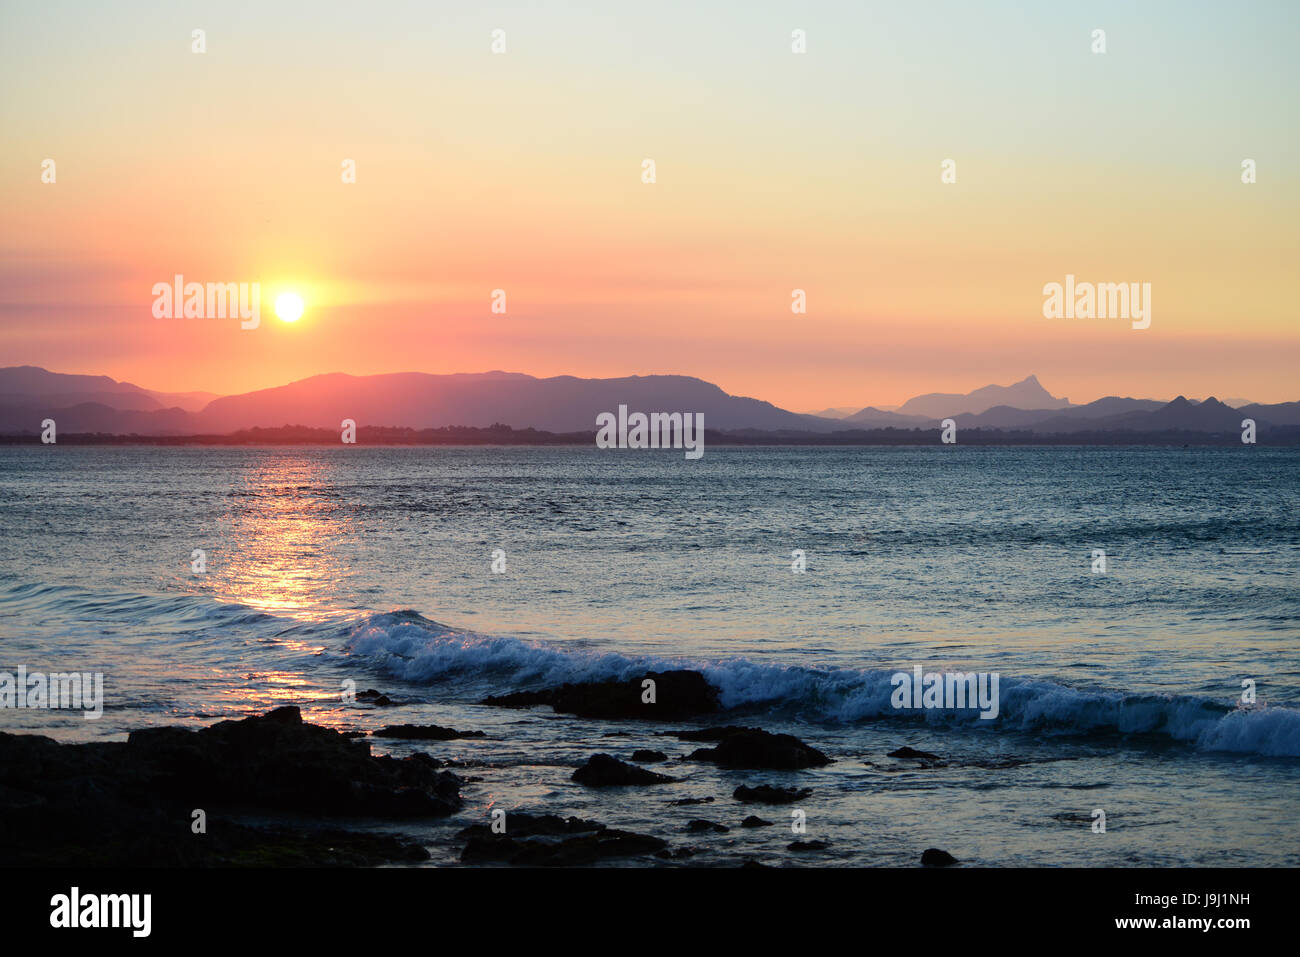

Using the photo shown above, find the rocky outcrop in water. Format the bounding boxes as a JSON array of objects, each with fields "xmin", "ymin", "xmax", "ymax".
[
  {"xmin": 733, "ymin": 784, "xmax": 812, "ymax": 804},
  {"xmin": 681, "ymin": 727, "xmax": 832, "ymax": 770},
  {"xmin": 921, "ymin": 847, "xmax": 959, "ymax": 867},
  {"xmin": 572, "ymin": 753, "xmax": 676, "ymax": 786},
  {"xmin": 0, "ymin": 706, "xmax": 459, "ymax": 865},
  {"xmin": 888, "ymin": 746, "xmax": 941, "ymax": 760},
  {"xmin": 482, "ymin": 670, "xmax": 719, "ymax": 720},
  {"xmin": 373, "ymin": 724, "xmax": 486, "ymax": 740}
]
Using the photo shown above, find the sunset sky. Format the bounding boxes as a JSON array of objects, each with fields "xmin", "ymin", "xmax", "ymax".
[{"xmin": 2, "ymin": 0, "xmax": 1297, "ymax": 409}]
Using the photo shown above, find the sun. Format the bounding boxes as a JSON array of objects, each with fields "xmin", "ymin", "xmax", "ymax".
[{"xmin": 275, "ymin": 292, "xmax": 304, "ymax": 322}]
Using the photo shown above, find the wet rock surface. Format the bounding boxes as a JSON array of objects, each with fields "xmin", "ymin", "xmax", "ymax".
[
  {"xmin": 788, "ymin": 840, "xmax": 830, "ymax": 851},
  {"xmin": 373, "ymin": 724, "xmax": 486, "ymax": 740},
  {"xmin": 888, "ymin": 746, "xmax": 942, "ymax": 760},
  {"xmin": 0, "ymin": 706, "xmax": 460, "ymax": 865},
  {"xmin": 685, "ymin": 819, "xmax": 729, "ymax": 833},
  {"xmin": 733, "ymin": 784, "xmax": 812, "ymax": 804},
  {"xmin": 921, "ymin": 847, "xmax": 959, "ymax": 867},
  {"xmin": 482, "ymin": 670, "xmax": 719, "ymax": 720},
  {"xmin": 572, "ymin": 753, "xmax": 676, "ymax": 787},
  {"xmin": 681, "ymin": 727, "xmax": 832, "ymax": 770}
]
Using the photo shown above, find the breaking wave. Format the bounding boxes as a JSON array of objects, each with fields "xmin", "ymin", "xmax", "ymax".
[{"xmin": 344, "ymin": 610, "xmax": 1300, "ymax": 758}]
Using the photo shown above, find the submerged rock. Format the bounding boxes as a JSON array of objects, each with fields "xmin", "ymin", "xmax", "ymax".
[
  {"xmin": 684, "ymin": 729, "xmax": 831, "ymax": 770},
  {"xmin": 740, "ymin": 815, "xmax": 774, "ymax": 828},
  {"xmin": 572, "ymin": 753, "xmax": 676, "ymax": 787},
  {"xmin": 788, "ymin": 840, "xmax": 830, "ymax": 851},
  {"xmin": 482, "ymin": 670, "xmax": 719, "ymax": 720},
  {"xmin": 685, "ymin": 819, "xmax": 729, "ymax": 833},
  {"xmin": 888, "ymin": 746, "xmax": 941, "ymax": 761},
  {"xmin": 733, "ymin": 784, "xmax": 811, "ymax": 804},
  {"xmin": 631, "ymin": 749, "xmax": 668, "ymax": 763},
  {"xmin": 373, "ymin": 724, "xmax": 486, "ymax": 740},
  {"xmin": 921, "ymin": 847, "xmax": 959, "ymax": 867}
]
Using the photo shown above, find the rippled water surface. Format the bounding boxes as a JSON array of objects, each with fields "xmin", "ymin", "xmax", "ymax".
[{"xmin": 1, "ymin": 446, "xmax": 1297, "ymax": 866}]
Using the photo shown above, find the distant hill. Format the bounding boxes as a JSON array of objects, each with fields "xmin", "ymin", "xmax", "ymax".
[
  {"xmin": 0, "ymin": 367, "xmax": 844, "ymax": 435},
  {"xmin": 896, "ymin": 374, "xmax": 1070, "ymax": 418},
  {"xmin": 1010, "ymin": 396, "xmax": 1247, "ymax": 434},
  {"xmin": 1238, "ymin": 401, "xmax": 1300, "ymax": 426},
  {"xmin": 839, "ymin": 406, "xmax": 931, "ymax": 428},
  {"xmin": 0, "ymin": 365, "xmax": 167, "ymax": 412},
  {"xmin": 951, "ymin": 396, "xmax": 1165, "ymax": 430},
  {"xmin": 803, "ymin": 406, "xmax": 860, "ymax": 419},
  {"xmin": 191, "ymin": 372, "xmax": 842, "ymax": 434},
  {"xmin": 138, "ymin": 387, "xmax": 221, "ymax": 412}
]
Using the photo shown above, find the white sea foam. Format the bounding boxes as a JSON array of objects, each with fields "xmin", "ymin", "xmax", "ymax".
[{"xmin": 343, "ymin": 612, "xmax": 1300, "ymax": 758}]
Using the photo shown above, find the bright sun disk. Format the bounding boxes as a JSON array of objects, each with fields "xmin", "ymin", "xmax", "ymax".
[{"xmin": 275, "ymin": 292, "xmax": 304, "ymax": 322}]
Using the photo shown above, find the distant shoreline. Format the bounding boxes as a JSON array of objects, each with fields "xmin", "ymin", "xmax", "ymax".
[{"xmin": 1, "ymin": 426, "xmax": 1296, "ymax": 447}]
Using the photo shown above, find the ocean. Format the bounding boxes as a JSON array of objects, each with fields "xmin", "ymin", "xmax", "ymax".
[{"xmin": 1, "ymin": 445, "xmax": 1297, "ymax": 866}]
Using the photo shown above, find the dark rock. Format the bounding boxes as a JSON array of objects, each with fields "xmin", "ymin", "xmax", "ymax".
[
  {"xmin": 685, "ymin": 729, "xmax": 831, "ymax": 770},
  {"xmin": 669, "ymin": 796, "xmax": 714, "ymax": 806},
  {"xmin": 373, "ymin": 724, "xmax": 485, "ymax": 740},
  {"xmin": 482, "ymin": 670, "xmax": 719, "ymax": 720},
  {"xmin": 788, "ymin": 840, "xmax": 830, "ymax": 851},
  {"xmin": 571, "ymin": 753, "xmax": 675, "ymax": 787},
  {"xmin": 921, "ymin": 847, "xmax": 959, "ymax": 867},
  {"xmin": 740, "ymin": 815, "xmax": 774, "ymax": 828},
  {"xmin": 733, "ymin": 784, "xmax": 811, "ymax": 804},
  {"xmin": 407, "ymin": 752, "xmax": 446, "ymax": 770},
  {"xmin": 888, "ymin": 746, "xmax": 941, "ymax": 760},
  {"xmin": 0, "ymin": 707, "xmax": 460, "ymax": 866},
  {"xmin": 631, "ymin": 749, "xmax": 667, "ymax": 763},
  {"xmin": 685, "ymin": 819, "xmax": 729, "ymax": 833},
  {"xmin": 123, "ymin": 706, "xmax": 463, "ymax": 818},
  {"xmin": 357, "ymin": 690, "xmax": 394, "ymax": 706}
]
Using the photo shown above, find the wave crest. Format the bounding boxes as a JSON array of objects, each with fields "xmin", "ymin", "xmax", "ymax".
[{"xmin": 343, "ymin": 611, "xmax": 1300, "ymax": 758}]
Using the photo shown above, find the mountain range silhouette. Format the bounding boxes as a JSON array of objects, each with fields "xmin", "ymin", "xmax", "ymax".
[{"xmin": 2, "ymin": 366, "xmax": 1296, "ymax": 440}]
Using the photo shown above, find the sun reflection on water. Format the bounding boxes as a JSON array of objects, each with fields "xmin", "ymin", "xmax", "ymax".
[{"xmin": 205, "ymin": 454, "xmax": 359, "ymax": 620}]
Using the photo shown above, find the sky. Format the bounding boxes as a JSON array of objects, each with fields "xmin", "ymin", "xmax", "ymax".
[{"xmin": 1, "ymin": 0, "xmax": 1297, "ymax": 410}]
